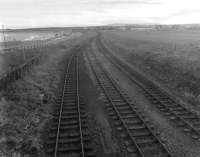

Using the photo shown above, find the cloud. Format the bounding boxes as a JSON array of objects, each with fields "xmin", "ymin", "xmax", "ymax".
[
  {"xmin": 82, "ymin": 0, "xmax": 160, "ymax": 5},
  {"xmin": 169, "ymin": 9, "xmax": 200, "ymax": 17},
  {"xmin": 152, "ymin": 8, "xmax": 200, "ymax": 24},
  {"xmin": 1, "ymin": 0, "xmax": 200, "ymax": 28}
]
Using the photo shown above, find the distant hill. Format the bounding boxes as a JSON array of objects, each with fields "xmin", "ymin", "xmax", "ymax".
[
  {"xmin": 106, "ymin": 23, "xmax": 200, "ymax": 30},
  {"xmin": 0, "ymin": 27, "xmax": 86, "ymax": 33}
]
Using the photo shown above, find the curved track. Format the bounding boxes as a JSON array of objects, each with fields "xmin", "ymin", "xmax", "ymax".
[
  {"xmin": 86, "ymin": 49, "xmax": 173, "ymax": 157},
  {"xmin": 96, "ymin": 34, "xmax": 200, "ymax": 141},
  {"xmin": 46, "ymin": 53, "xmax": 95, "ymax": 157}
]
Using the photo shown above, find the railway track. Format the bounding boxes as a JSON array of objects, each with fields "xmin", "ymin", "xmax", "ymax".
[
  {"xmin": 46, "ymin": 53, "xmax": 95, "ymax": 157},
  {"xmin": 96, "ymin": 35, "xmax": 200, "ymax": 141},
  {"xmin": 86, "ymin": 49, "xmax": 173, "ymax": 157}
]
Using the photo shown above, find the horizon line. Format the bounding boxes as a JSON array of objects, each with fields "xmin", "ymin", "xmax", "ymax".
[{"xmin": 1, "ymin": 23, "xmax": 200, "ymax": 30}]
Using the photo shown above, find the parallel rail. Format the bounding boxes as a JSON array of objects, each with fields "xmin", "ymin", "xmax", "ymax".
[
  {"xmin": 46, "ymin": 53, "xmax": 94, "ymax": 157},
  {"xmin": 86, "ymin": 49, "xmax": 173, "ymax": 157},
  {"xmin": 96, "ymin": 34, "xmax": 200, "ymax": 140}
]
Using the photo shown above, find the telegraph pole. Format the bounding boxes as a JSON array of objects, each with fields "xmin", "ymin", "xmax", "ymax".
[{"xmin": 2, "ymin": 25, "xmax": 6, "ymax": 49}]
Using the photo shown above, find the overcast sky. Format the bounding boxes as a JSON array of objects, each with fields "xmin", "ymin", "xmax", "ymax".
[{"xmin": 0, "ymin": 0, "xmax": 200, "ymax": 28}]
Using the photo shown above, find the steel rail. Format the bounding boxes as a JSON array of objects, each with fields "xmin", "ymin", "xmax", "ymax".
[
  {"xmin": 86, "ymin": 52, "xmax": 145, "ymax": 157},
  {"xmin": 54, "ymin": 54, "xmax": 74, "ymax": 157},
  {"xmin": 76, "ymin": 55, "xmax": 85, "ymax": 157},
  {"xmin": 54, "ymin": 54, "xmax": 85, "ymax": 157},
  {"xmin": 86, "ymin": 49, "xmax": 173, "ymax": 157}
]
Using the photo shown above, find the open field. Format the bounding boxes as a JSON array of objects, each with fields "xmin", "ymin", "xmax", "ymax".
[
  {"xmin": 101, "ymin": 29, "xmax": 200, "ymax": 44},
  {"xmin": 0, "ymin": 27, "xmax": 81, "ymax": 42},
  {"xmin": 0, "ymin": 32, "xmax": 53, "ymax": 42}
]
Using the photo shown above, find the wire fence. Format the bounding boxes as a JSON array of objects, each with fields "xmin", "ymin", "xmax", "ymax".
[{"xmin": 0, "ymin": 42, "xmax": 48, "ymax": 89}]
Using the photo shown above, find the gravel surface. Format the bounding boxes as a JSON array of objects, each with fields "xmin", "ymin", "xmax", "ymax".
[{"xmin": 81, "ymin": 50, "xmax": 123, "ymax": 157}]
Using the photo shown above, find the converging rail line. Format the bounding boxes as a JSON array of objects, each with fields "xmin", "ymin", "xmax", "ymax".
[
  {"xmin": 96, "ymin": 34, "xmax": 200, "ymax": 141},
  {"xmin": 86, "ymin": 49, "xmax": 173, "ymax": 157},
  {"xmin": 46, "ymin": 52, "xmax": 95, "ymax": 157}
]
